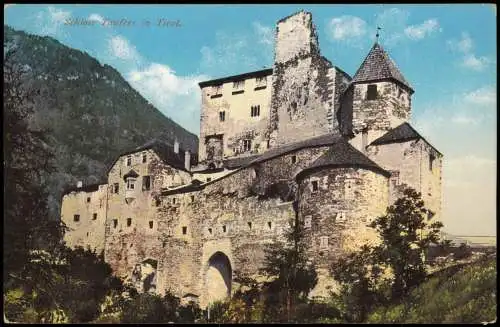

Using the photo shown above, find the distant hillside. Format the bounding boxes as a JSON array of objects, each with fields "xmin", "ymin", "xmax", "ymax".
[{"xmin": 4, "ymin": 25, "xmax": 199, "ymax": 219}]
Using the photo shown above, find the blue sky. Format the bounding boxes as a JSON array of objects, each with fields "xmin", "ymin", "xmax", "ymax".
[{"xmin": 4, "ymin": 4, "xmax": 497, "ymax": 236}]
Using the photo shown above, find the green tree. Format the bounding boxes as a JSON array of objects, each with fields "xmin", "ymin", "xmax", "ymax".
[
  {"xmin": 259, "ymin": 201, "xmax": 318, "ymax": 322},
  {"xmin": 120, "ymin": 291, "xmax": 180, "ymax": 323},
  {"xmin": 4, "ymin": 246, "xmax": 123, "ymax": 323},
  {"xmin": 331, "ymin": 245, "xmax": 387, "ymax": 322},
  {"xmin": 368, "ymin": 188, "xmax": 443, "ymax": 298},
  {"xmin": 4, "ymin": 48, "xmax": 63, "ymax": 289}
]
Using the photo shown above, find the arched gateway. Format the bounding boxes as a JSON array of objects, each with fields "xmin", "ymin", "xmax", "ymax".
[{"xmin": 205, "ymin": 251, "xmax": 232, "ymax": 305}]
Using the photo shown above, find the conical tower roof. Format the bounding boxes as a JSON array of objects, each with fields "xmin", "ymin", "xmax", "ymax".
[{"xmin": 352, "ymin": 42, "xmax": 413, "ymax": 93}]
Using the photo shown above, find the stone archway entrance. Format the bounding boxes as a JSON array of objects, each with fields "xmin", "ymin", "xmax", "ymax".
[{"xmin": 205, "ymin": 251, "xmax": 232, "ymax": 305}]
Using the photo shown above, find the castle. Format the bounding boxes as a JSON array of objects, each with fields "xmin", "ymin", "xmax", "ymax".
[{"xmin": 61, "ymin": 11, "xmax": 443, "ymax": 307}]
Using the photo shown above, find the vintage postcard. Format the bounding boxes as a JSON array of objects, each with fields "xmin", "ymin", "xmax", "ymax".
[{"xmin": 3, "ymin": 4, "xmax": 496, "ymax": 324}]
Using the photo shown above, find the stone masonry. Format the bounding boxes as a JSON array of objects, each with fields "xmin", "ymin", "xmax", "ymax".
[{"xmin": 61, "ymin": 10, "xmax": 443, "ymax": 308}]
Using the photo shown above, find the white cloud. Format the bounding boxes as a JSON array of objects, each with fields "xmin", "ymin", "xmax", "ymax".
[
  {"xmin": 35, "ymin": 6, "xmax": 71, "ymax": 38},
  {"xmin": 126, "ymin": 63, "xmax": 208, "ymax": 134},
  {"xmin": 447, "ymin": 32, "xmax": 492, "ymax": 71},
  {"xmin": 340, "ymin": 8, "xmax": 441, "ymax": 48},
  {"xmin": 461, "ymin": 54, "xmax": 491, "ymax": 71},
  {"xmin": 107, "ymin": 35, "xmax": 141, "ymax": 62},
  {"xmin": 464, "ymin": 86, "xmax": 496, "ymax": 106},
  {"xmin": 404, "ymin": 18, "xmax": 440, "ymax": 40},
  {"xmin": 88, "ymin": 13, "xmax": 104, "ymax": 24},
  {"xmin": 326, "ymin": 15, "xmax": 367, "ymax": 41}
]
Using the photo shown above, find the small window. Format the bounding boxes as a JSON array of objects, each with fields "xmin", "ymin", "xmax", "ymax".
[
  {"xmin": 126, "ymin": 155, "xmax": 132, "ymax": 166},
  {"xmin": 182, "ymin": 226, "xmax": 187, "ymax": 235},
  {"xmin": 291, "ymin": 155, "xmax": 297, "ymax": 164},
  {"xmin": 233, "ymin": 80, "xmax": 245, "ymax": 90},
  {"xmin": 219, "ymin": 111, "xmax": 226, "ymax": 122},
  {"xmin": 126, "ymin": 178, "xmax": 135, "ymax": 190},
  {"xmin": 243, "ymin": 139, "xmax": 252, "ymax": 152},
  {"xmin": 320, "ymin": 236, "xmax": 329, "ymax": 248},
  {"xmin": 113, "ymin": 219, "xmax": 118, "ymax": 228},
  {"xmin": 190, "ymin": 195, "xmax": 195, "ymax": 203},
  {"xmin": 305, "ymin": 216, "xmax": 312, "ymax": 228},
  {"xmin": 247, "ymin": 222, "xmax": 252, "ymax": 229},
  {"xmin": 149, "ymin": 221, "xmax": 153, "ymax": 229},
  {"xmin": 222, "ymin": 225, "xmax": 227, "ymax": 233},
  {"xmin": 255, "ymin": 76, "xmax": 267, "ymax": 88},
  {"xmin": 311, "ymin": 180, "xmax": 319, "ymax": 192},
  {"xmin": 87, "ymin": 232, "xmax": 89, "ymax": 237},
  {"xmin": 93, "ymin": 213, "xmax": 97, "ymax": 220},
  {"xmin": 345, "ymin": 180, "xmax": 354, "ymax": 199},
  {"xmin": 206, "ymin": 178, "xmax": 212, "ymax": 182},
  {"xmin": 127, "ymin": 218, "xmax": 132, "ymax": 227},
  {"xmin": 86, "ymin": 197, "xmax": 91, "ymax": 203},
  {"xmin": 208, "ymin": 228, "xmax": 213, "ymax": 235},
  {"xmin": 251, "ymin": 105, "xmax": 261, "ymax": 117},
  {"xmin": 267, "ymin": 222, "xmax": 272, "ymax": 230},
  {"xmin": 73, "ymin": 214, "xmax": 80, "ymax": 222},
  {"xmin": 429, "ymin": 154, "xmax": 435, "ymax": 171},
  {"xmin": 212, "ymin": 84, "xmax": 223, "ymax": 96},
  {"xmin": 172, "ymin": 198, "xmax": 176, "ymax": 204},
  {"xmin": 113, "ymin": 183, "xmax": 119, "ymax": 194},
  {"xmin": 142, "ymin": 153, "xmax": 147, "ymax": 163},
  {"xmin": 367, "ymin": 84, "xmax": 378, "ymax": 100},
  {"xmin": 142, "ymin": 176, "xmax": 151, "ymax": 191}
]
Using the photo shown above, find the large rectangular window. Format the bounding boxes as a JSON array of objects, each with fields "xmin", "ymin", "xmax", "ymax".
[
  {"xmin": 142, "ymin": 176, "xmax": 151, "ymax": 191},
  {"xmin": 219, "ymin": 111, "xmax": 226, "ymax": 122}
]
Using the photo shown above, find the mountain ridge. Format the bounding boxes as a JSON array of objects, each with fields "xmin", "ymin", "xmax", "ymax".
[{"xmin": 4, "ymin": 25, "xmax": 199, "ymax": 219}]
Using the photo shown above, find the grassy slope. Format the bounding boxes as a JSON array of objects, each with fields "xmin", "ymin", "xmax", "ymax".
[{"xmin": 367, "ymin": 254, "xmax": 497, "ymax": 323}]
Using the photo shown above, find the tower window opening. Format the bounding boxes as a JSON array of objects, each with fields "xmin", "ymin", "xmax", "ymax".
[{"xmin": 367, "ymin": 84, "xmax": 378, "ymax": 100}]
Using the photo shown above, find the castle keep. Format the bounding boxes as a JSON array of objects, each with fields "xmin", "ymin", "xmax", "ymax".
[{"xmin": 61, "ymin": 11, "xmax": 443, "ymax": 307}]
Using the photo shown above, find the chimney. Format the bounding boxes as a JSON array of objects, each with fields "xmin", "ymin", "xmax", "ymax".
[
  {"xmin": 77, "ymin": 181, "xmax": 83, "ymax": 188},
  {"xmin": 174, "ymin": 139, "xmax": 179, "ymax": 154},
  {"xmin": 184, "ymin": 150, "xmax": 191, "ymax": 171}
]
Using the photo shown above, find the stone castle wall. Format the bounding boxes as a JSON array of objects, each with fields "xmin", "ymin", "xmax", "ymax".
[
  {"xmin": 366, "ymin": 139, "xmax": 442, "ymax": 220},
  {"xmin": 61, "ymin": 184, "xmax": 108, "ymax": 253},
  {"xmin": 199, "ymin": 73, "xmax": 273, "ymax": 164},
  {"xmin": 60, "ymin": 10, "xmax": 443, "ymax": 309}
]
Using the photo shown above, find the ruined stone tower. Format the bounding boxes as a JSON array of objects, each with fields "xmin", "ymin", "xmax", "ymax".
[{"xmin": 268, "ymin": 11, "xmax": 350, "ymax": 147}]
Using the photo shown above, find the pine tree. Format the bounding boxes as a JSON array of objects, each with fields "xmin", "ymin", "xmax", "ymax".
[{"xmin": 259, "ymin": 201, "xmax": 318, "ymax": 322}]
